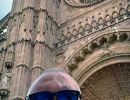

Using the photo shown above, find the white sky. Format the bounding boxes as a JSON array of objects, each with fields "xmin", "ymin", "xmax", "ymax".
[{"xmin": 0, "ymin": 0, "xmax": 13, "ymax": 20}]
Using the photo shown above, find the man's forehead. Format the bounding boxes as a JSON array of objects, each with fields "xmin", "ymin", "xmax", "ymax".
[
  {"xmin": 32, "ymin": 81, "xmax": 72, "ymax": 92},
  {"xmin": 40, "ymin": 72, "xmax": 69, "ymax": 80},
  {"xmin": 36, "ymin": 72, "xmax": 73, "ymax": 88}
]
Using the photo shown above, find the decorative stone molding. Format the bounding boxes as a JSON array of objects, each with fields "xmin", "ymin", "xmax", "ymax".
[
  {"xmin": 16, "ymin": 64, "xmax": 30, "ymax": 69},
  {"xmin": 9, "ymin": 7, "xmax": 59, "ymax": 27},
  {"xmin": 65, "ymin": 31, "xmax": 130, "ymax": 72},
  {"xmin": 5, "ymin": 62, "xmax": 13, "ymax": 69},
  {"xmin": 55, "ymin": 6, "xmax": 130, "ymax": 48},
  {"xmin": 55, "ymin": 55, "xmax": 66, "ymax": 65},
  {"xmin": 18, "ymin": 21, "xmax": 32, "ymax": 41},
  {"xmin": 31, "ymin": 66, "xmax": 45, "ymax": 71},
  {"xmin": 77, "ymin": 53, "xmax": 130, "ymax": 86},
  {"xmin": 64, "ymin": 0, "xmax": 105, "ymax": 7},
  {"xmin": 0, "ymin": 1, "xmax": 129, "ymax": 99},
  {"xmin": 34, "ymin": 33, "xmax": 45, "ymax": 44},
  {"xmin": 0, "ymin": 89, "xmax": 10, "ymax": 97}
]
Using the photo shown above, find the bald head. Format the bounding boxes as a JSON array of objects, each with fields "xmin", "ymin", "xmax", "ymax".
[{"xmin": 27, "ymin": 68, "xmax": 80, "ymax": 95}]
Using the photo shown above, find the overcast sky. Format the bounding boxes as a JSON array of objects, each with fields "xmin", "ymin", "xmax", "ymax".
[{"xmin": 0, "ymin": 0, "xmax": 13, "ymax": 20}]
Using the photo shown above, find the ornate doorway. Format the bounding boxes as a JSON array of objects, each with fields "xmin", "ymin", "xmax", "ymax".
[{"xmin": 81, "ymin": 63, "xmax": 130, "ymax": 100}]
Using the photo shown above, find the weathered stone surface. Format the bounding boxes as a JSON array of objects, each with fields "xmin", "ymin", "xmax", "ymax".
[{"xmin": 0, "ymin": 0, "xmax": 130, "ymax": 99}]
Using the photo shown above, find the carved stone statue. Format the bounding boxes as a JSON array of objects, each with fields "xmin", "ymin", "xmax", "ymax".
[{"xmin": 0, "ymin": 70, "xmax": 11, "ymax": 89}]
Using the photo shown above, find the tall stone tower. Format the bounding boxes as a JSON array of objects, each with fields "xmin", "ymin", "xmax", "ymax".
[
  {"xmin": 0, "ymin": 0, "xmax": 59, "ymax": 99},
  {"xmin": 0, "ymin": 0, "xmax": 130, "ymax": 100}
]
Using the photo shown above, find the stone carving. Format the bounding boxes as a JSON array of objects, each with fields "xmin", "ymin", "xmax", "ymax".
[
  {"xmin": 64, "ymin": 0, "xmax": 105, "ymax": 7},
  {"xmin": 101, "ymin": 43, "xmax": 115, "ymax": 57},
  {"xmin": 0, "ymin": 70, "xmax": 11, "ymax": 89},
  {"xmin": 64, "ymin": 41, "xmax": 84, "ymax": 60},
  {"xmin": 55, "ymin": 7, "xmax": 129, "ymax": 48},
  {"xmin": 55, "ymin": 55, "xmax": 65, "ymax": 64}
]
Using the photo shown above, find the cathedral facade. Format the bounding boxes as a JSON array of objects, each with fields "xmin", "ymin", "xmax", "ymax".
[{"xmin": 0, "ymin": 0, "xmax": 130, "ymax": 99}]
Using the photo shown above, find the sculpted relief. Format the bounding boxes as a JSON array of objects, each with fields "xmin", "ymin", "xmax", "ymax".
[
  {"xmin": 0, "ymin": 69, "xmax": 11, "ymax": 89},
  {"xmin": 55, "ymin": 40, "xmax": 85, "ymax": 65},
  {"xmin": 64, "ymin": 0, "xmax": 105, "ymax": 7}
]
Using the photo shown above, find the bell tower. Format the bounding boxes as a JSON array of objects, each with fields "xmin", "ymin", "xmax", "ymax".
[{"xmin": 0, "ymin": 0, "xmax": 60, "ymax": 99}]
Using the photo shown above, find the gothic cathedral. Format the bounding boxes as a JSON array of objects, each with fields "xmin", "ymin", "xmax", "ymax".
[{"xmin": 0, "ymin": 0, "xmax": 130, "ymax": 100}]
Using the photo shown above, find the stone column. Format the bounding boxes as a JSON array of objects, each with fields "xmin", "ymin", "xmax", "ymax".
[
  {"xmin": 10, "ymin": 2, "xmax": 35, "ymax": 97},
  {"xmin": 32, "ymin": 33, "xmax": 45, "ymax": 82},
  {"xmin": 18, "ymin": 9, "xmax": 34, "ymax": 41},
  {"xmin": 31, "ymin": 9, "xmax": 46, "ymax": 82},
  {"xmin": 10, "ymin": 65, "xmax": 29, "ymax": 100},
  {"xmin": 9, "ymin": 0, "xmax": 35, "ymax": 98},
  {"xmin": 9, "ymin": 40, "xmax": 32, "ymax": 99}
]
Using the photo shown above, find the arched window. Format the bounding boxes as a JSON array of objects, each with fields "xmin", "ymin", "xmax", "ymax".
[
  {"xmin": 66, "ymin": 32, "xmax": 73, "ymax": 38},
  {"xmin": 72, "ymin": 29, "xmax": 78, "ymax": 35},
  {"xmin": 119, "ymin": 8, "xmax": 126, "ymax": 15},
  {"xmin": 80, "ymin": 0, "xmax": 104, "ymax": 4},
  {"xmin": 98, "ymin": 18, "xmax": 104, "ymax": 24},
  {"xmin": 78, "ymin": 26, "xmax": 84, "ymax": 33},
  {"xmin": 91, "ymin": 21, "xmax": 97, "ymax": 28},
  {"xmin": 84, "ymin": 24, "xmax": 91, "ymax": 31},
  {"xmin": 105, "ymin": 15, "xmax": 111, "ymax": 21}
]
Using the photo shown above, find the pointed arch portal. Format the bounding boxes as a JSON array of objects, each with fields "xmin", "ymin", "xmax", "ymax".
[
  {"xmin": 81, "ymin": 63, "xmax": 130, "ymax": 100},
  {"xmin": 64, "ymin": 29, "xmax": 130, "ymax": 100}
]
